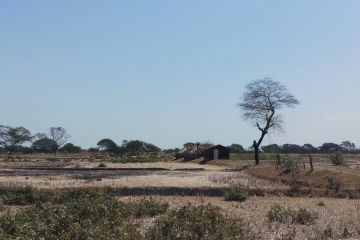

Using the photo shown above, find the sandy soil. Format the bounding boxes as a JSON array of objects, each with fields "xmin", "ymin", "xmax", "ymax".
[
  {"xmin": 120, "ymin": 195, "xmax": 360, "ymax": 240},
  {"xmin": 0, "ymin": 168, "xmax": 285, "ymax": 189}
]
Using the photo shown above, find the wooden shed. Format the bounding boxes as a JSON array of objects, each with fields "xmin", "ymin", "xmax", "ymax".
[{"xmin": 202, "ymin": 145, "xmax": 230, "ymax": 162}]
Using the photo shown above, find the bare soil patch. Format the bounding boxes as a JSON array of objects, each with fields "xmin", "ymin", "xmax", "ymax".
[{"xmin": 120, "ymin": 195, "xmax": 360, "ymax": 240}]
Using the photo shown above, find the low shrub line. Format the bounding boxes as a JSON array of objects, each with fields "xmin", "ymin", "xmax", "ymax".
[
  {"xmin": 0, "ymin": 188, "xmax": 257, "ymax": 240},
  {"xmin": 266, "ymin": 204, "xmax": 318, "ymax": 225},
  {"xmin": 0, "ymin": 185, "xmax": 359, "ymax": 202}
]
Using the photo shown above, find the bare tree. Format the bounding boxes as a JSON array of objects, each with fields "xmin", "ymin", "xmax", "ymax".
[
  {"xmin": 49, "ymin": 127, "xmax": 70, "ymax": 155},
  {"xmin": 0, "ymin": 125, "xmax": 32, "ymax": 155},
  {"xmin": 237, "ymin": 78, "xmax": 299, "ymax": 165}
]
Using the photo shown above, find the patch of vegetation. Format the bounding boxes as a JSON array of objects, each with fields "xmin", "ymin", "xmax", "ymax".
[
  {"xmin": 326, "ymin": 177, "xmax": 343, "ymax": 195},
  {"xmin": 286, "ymin": 178, "xmax": 310, "ymax": 197},
  {"xmin": 0, "ymin": 188, "xmax": 259, "ymax": 240},
  {"xmin": 293, "ymin": 208, "xmax": 319, "ymax": 225},
  {"xmin": 146, "ymin": 204, "xmax": 257, "ymax": 240},
  {"xmin": 2, "ymin": 188, "xmax": 106, "ymax": 205},
  {"xmin": 2, "ymin": 186, "xmax": 46, "ymax": 205},
  {"xmin": 129, "ymin": 197, "xmax": 169, "ymax": 217},
  {"xmin": 103, "ymin": 155, "xmax": 170, "ymax": 164},
  {"xmin": 97, "ymin": 162, "xmax": 107, "ymax": 168},
  {"xmin": 224, "ymin": 187, "xmax": 249, "ymax": 202},
  {"xmin": 330, "ymin": 153, "xmax": 345, "ymax": 166},
  {"xmin": 266, "ymin": 205, "xmax": 293, "ymax": 223},
  {"xmin": 281, "ymin": 159, "xmax": 298, "ymax": 173},
  {"xmin": 0, "ymin": 191, "xmax": 141, "ymax": 240},
  {"xmin": 266, "ymin": 204, "xmax": 318, "ymax": 225},
  {"xmin": 0, "ymin": 189, "xmax": 174, "ymax": 240}
]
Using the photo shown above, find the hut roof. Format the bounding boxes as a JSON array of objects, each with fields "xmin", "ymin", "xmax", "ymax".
[{"xmin": 202, "ymin": 145, "xmax": 229, "ymax": 153}]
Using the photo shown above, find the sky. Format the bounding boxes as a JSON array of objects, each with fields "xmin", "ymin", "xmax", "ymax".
[{"xmin": 1, "ymin": 1, "xmax": 360, "ymax": 149}]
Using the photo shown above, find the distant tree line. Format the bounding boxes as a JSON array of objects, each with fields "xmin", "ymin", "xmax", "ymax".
[
  {"xmin": 1, "ymin": 125, "xmax": 358, "ymax": 156},
  {"xmin": 227, "ymin": 141, "xmax": 359, "ymax": 154},
  {"xmin": 95, "ymin": 139, "xmax": 161, "ymax": 156},
  {"xmin": 0, "ymin": 125, "xmax": 165, "ymax": 156},
  {"xmin": 0, "ymin": 125, "xmax": 75, "ymax": 155}
]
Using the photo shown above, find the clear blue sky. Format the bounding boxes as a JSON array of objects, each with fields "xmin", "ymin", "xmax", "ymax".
[{"xmin": 1, "ymin": 1, "xmax": 360, "ymax": 149}]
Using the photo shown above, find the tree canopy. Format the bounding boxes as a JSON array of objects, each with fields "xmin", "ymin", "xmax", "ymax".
[
  {"xmin": 121, "ymin": 140, "xmax": 161, "ymax": 155},
  {"xmin": 0, "ymin": 126, "xmax": 32, "ymax": 155},
  {"xmin": 32, "ymin": 138, "xmax": 57, "ymax": 153},
  {"xmin": 60, "ymin": 143, "xmax": 82, "ymax": 153},
  {"xmin": 228, "ymin": 144, "xmax": 245, "ymax": 153},
  {"xmin": 97, "ymin": 138, "xmax": 120, "ymax": 154}
]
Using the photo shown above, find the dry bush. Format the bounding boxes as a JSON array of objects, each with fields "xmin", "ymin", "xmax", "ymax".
[
  {"xmin": 266, "ymin": 204, "xmax": 318, "ymax": 225},
  {"xmin": 208, "ymin": 172, "xmax": 285, "ymax": 189},
  {"xmin": 129, "ymin": 197, "xmax": 169, "ymax": 217},
  {"xmin": 0, "ymin": 190, "xmax": 142, "ymax": 240},
  {"xmin": 224, "ymin": 187, "xmax": 249, "ymax": 202},
  {"xmin": 146, "ymin": 204, "xmax": 257, "ymax": 240}
]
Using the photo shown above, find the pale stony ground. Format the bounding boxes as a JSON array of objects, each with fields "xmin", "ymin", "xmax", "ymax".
[
  {"xmin": 119, "ymin": 195, "xmax": 360, "ymax": 240},
  {"xmin": 0, "ymin": 170, "xmax": 282, "ymax": 188},
  {"xmin": 74, "ymin": 161, "xmax": 224, "ymax": 170},
  {"xmin": 0, "ymin": 167, "xmax": 285, "ymax": 189},
  {"xmin": 0, "ymin": 157, "xmax": 227, "ymax": 170},
  {"xmin": 0, "ymin": 170, "xmax": 245, "ymax": 189}
]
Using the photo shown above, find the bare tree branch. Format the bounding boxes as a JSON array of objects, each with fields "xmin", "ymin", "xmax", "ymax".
[
  {"xmin": 49, "ymin": 127, "xmax": 70, "ymax": 155},
  {"xmin": 237, "ymin": 78, "xmax": 299, "ymax": 165}
]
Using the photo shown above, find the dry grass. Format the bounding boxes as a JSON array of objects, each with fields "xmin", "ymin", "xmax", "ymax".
[
  {"xmin": 120, "ymin": 195, "xmax": 360, "ymax": 240},
  {"xmin": 245, "ymin": 165, "xmax": 360, "ymax": 189},
  {"xmin": 0, "ymin": 169, "xmax": 228, "ymax": 189},
  {"xmin": 0, "ymin": 154, "xmax": 360, "ymax": 239},
  {"xmin": 208, "ymin": 172, "xmax": 287, "ymax": 189}
]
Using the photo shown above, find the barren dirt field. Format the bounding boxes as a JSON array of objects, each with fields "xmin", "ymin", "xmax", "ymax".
[{"xmin": 0, "ymin": 153, "xmax": 359, "ymax": 239}]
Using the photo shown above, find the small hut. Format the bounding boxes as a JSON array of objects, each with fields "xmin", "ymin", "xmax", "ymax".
[
  {"xmin": 202, "ymin": 145, "xmax": 230, "ymax": 162},
  {"xmin": 175, "ymin": 143, "xmax": 204, "ymax": 161}
]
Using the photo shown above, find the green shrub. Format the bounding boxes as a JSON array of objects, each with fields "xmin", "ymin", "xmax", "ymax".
[
  {"xmin": 130, "ymin": 198, "xmax": 169, "ymax": 217},
  {"xmin": 0, "ymin": 189, "xmax": 175, "ymax": 240},
  {"xmin": 97, "ymin": 162, "xmax": 107, "ymax": 168},
  {"xmin": 146, "ymin": 204, "xmax": 257, "ymax": 240},
  {"xmin": 293, "ymin": 208, "xmax": 318, "ymax": 225},
  {"xmin": 330, "ymin": 153, "xmax": 344, "ymax": 166},
  {"xmin": 224, "ymin": 187, "xmax": 249, "ymax": 202},
  {"xmin": 266, "ymin": 204, "xmax": 318, "ymax": 225},
  {"xmin": 266, "ymin": 204, "xmax": 293, "ymax": 223},
  {"xmin": 2, "ymin": 187, "xmax": 45, "ymax": 205}
]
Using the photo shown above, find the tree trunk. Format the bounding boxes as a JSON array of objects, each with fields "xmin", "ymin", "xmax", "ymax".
[
  {"xmin": 253, "ymin": 141, "xmax": 260, "ymax": 165},
  {"xmin": 8, "ymin": 146, "xmax": 13, "ymax": 156},
  {"xmin": 254, "ymin": 148, "xmax": 259, "ymax": 165}
]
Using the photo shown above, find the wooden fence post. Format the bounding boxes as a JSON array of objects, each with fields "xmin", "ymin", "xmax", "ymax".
[{"xmin": 308, "ymin": 154, "xmax": 314, "ymax": 172}]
